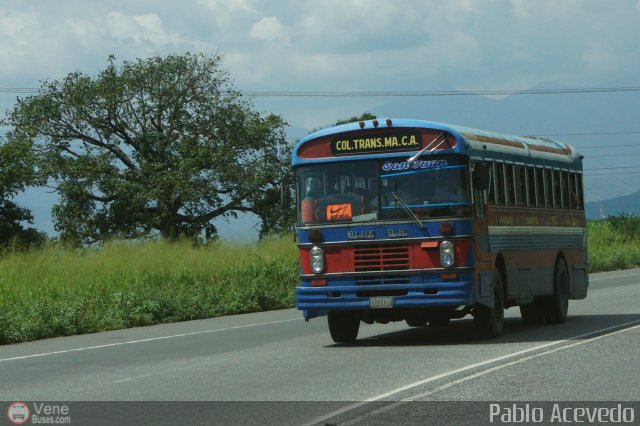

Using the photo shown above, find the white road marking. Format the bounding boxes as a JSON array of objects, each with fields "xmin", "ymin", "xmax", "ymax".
[
  {"xmin": 76, "ymin": 360, "xmax": 224, "ymax": 391},
  {"xmin": 306, "ymin": 319, "xmax": 640, "ymax": 426},
  {"xmin": 590, "ymin": 272, "xmax": 640, "ymax": 282},
  {"xmin": 339, "ymin": 323, "xmax": 640, "ymax": 425},
  {"xmin": 0, "ymin": 317, "xmax": 303, "ymax": 363}
]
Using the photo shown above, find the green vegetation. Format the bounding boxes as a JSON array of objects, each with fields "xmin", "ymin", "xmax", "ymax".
[
  {"xmin": 1, "ymin": 53, "xmax": 293, "ymax": 245},
  {"xmin": 1, "ymin": 214, "xmax": 640, "ymax": 344},
  {"xmin": 0, "ymin": 238, "xmax": 297, "ymax": 344},
  {"xmin": 0, "ymin": 134, "xmax": 47, "ymax": 248},
  {"xmin": 588, "ymin": 215, "xmax": 640, "ymax": 272},
  {"xmin": 334, "ymin": 113, "xmax": 377, "ymax": 126}
]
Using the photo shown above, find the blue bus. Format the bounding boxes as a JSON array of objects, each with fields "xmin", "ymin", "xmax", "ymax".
[{"xmin": 293, "ymin": 119, "xmax": 588, "ymax": 342}]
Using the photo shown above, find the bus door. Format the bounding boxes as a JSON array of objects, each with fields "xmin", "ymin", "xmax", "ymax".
[
  {"xmin": 471, "ymin": 162, "xmax": 494, "ymax": 304},
  {"xmin": 471, "ymin": 161, "xmax": 491, "ymax": 263}
]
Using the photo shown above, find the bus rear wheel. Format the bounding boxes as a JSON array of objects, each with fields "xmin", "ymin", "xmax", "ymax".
[
  {"xmin": 328, "ymin": 311, "xmax": 360, "ymax": 343},
  {"xmin": 544, "ymin": 258, "xmax": 569, "ymax": 324},
  {"xmin": 473, "ymin": 270, "xmax": 505, "ymax": 339},
  {"xmin": 520, "ymin": 298, "xmax": 546, "ymax": 325}
]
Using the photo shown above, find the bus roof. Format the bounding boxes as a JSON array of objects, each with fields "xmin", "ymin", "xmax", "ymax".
[{"xmin": 292, "ymin": 118, "xmax": 583, "ymax": 169}]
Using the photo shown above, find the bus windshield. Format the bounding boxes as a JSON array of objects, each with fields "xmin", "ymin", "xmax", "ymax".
[{"xmin": 296, "ymin": 156, "xmax": 470, "ymax": 225}]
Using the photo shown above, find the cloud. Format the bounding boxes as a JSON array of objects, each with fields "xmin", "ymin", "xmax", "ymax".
[
  {"xmin": 0, "ymin": 9, "xmax": 44, "ymax": 78},
  {"xmin": 510, "ymin": 0, "xmax": 529, "ymax": 18},
  {"xmin": 0, "ymin": 0, "xmax": 639, "ymax": 127},
  {"xmin": 0, "ymin": 10, "xmax": 38, "ymax": 37},
  {"xmin": 106, "ymin": 11, "xmax": 182, "ymax": 46},
  {"xmin": 250, "ymin": 16, "xmax": 290, "ymax": 42},
  {"xmin": 195, "ymin": 0, "xmax": 258, "ymax": 29}
]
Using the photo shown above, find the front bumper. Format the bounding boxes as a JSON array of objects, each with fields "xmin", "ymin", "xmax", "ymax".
[{"xmin": 296, "ymin": 271, "xmax": 474, "ymax": 319}]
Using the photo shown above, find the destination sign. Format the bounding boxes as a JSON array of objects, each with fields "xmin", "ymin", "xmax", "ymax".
[{"xmin": 331, "ymin": 132, "xmax": 422, "ymax": 155}]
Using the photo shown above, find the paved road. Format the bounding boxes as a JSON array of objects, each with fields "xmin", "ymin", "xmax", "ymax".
[{"xmin": 1, "ymin": 269, "xmax": 639, "ymax": 425}]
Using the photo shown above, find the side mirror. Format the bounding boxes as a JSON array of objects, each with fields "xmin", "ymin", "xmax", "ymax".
[{"xmin": 473, "ymin": 162, "xmax": 491, "ymax": 191}]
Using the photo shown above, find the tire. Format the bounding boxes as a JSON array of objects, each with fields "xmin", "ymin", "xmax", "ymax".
[
  {"xmin": 328, "ymin": 311, "xmax": 360, "ymax": 343},
  {"xmin": 474, "ymin": 269, "xmax": 505, "ymax": 339},
  {"xmin": 406, "ymin": 319, "xmax": 428, "ymax": 327},
  {"xmin": 520, "ymin": 298, "xmax": 546, "ymax": 325},
  {"xmin": 544, "ymin": 258, "xmax": 569, "ymax": 324}
]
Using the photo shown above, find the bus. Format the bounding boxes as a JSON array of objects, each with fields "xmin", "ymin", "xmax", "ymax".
[{"xmin": 292, "ymin": 118, "xmax": 588, "ymax": 342}]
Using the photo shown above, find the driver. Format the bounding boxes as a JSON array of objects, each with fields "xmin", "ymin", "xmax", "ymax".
[{"xmin": 432, "ymin": 176, "xmax": 467, "ymax": 203}]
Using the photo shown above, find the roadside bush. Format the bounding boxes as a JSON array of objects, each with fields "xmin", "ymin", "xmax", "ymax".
[{"xmin": 0, "ymin": 237, "xmax": 298, "ymax": 344}]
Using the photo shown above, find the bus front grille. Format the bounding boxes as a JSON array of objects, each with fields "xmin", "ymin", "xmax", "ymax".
[
  {"xmin": 354, "ymin": 275, "xmax": 411, "ymax": 286},
  {"xmin": 353, "ymin": 244, "xmax": 410, "ymax": 272}
]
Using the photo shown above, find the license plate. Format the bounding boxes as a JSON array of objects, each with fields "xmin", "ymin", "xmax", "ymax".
[{"xmin": 370, "ymin": 296, "xmax": 394, "ymax": 309}]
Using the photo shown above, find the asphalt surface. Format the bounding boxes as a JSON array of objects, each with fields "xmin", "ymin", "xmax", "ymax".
[{"xmin": 1, "ymin": 268, "xmax": 640, "ymax": 425}]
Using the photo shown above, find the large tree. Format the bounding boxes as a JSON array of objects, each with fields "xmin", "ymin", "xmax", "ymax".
[
  {"xmin": 3, "ymin": 53, "xmax": 291, "ymax": 243},
  {"xmin": 0, "ymin": 136, "xmax": 46, "ymax": 247},
  {"xmin": 334, "ymin": 112, "xmax": 377, "ymax": 126}
]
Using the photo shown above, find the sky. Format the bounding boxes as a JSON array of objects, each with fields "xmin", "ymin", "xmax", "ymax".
[{"xmin": 1, "ymin": 0, "xmax": 640, "ymax": 238}]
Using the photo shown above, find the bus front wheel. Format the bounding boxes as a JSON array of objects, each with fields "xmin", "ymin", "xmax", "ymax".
[
  {"xmin": 328, "ymin": 311, "xmax": 360, "ymax": 343},
  {"xmin": 473, "ymin": 270, "xmax": 505, "ymax": 339},
  {"xmin": 544, "ymin": 259, "xmax": 569, "ymax": 324}
]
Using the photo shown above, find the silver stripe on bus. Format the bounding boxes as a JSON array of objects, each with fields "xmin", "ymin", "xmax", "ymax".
[
  {"xmin": 488, "ymin": 226, "xmax": 584, "ymax": 235},
  {"xmin": 487, "ymin": 226, "xmax": 585, "ymax": 251}
]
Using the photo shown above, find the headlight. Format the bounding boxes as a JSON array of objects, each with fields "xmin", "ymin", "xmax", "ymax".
[
  {"xmin": 440, "ymin": 241, "xmax": 455, "ymax": 268},
  {"xmin": 310, "ymin": 246, "xmax": 324, "ymax": 274}
]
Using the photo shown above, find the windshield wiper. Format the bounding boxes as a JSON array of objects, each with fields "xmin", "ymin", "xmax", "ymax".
[
  {"xmin": 407, "ymin": 132, "xmax": 447, "ymax": 164},
  {"xmin": 391, "ymin": 191, "xmax": 425, "ymax": 229}
]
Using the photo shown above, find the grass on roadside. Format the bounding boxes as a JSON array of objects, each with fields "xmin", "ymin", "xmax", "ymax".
[
  {"xmin": 587, "ymin": 220, "xmax": 640, "ymax": 273},
  {"xmin": 0, "ymin": 237, "xmax": 298, "ymax": 344},
  {"xmin": 2, "ymin": 217, "xmax": 640, "ymax": 345}
]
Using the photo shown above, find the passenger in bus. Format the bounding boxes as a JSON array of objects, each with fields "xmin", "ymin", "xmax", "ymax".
[
  {"xmin": 432, "ymin": 178, "xmax": 467, "ymax": 203},
  {"xmin": 430, "ymin": 176, "xmax": 469, "ymax": 217},
  {"xmin": 570, "ymin": 190, "xmax": 581, "ymax": 209},
  {"xmin": 305, "ymin": 177, "xmax": 323, "ymax": 199}
]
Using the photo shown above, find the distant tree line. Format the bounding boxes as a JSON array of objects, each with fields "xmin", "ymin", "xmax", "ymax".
[
  {"xmin": 0, "ymin": 53, "xmax": 295, "ymax": 247},
  {"xmin": 592, "ymin": 213, "xmax": 640, "ymax": 242}
]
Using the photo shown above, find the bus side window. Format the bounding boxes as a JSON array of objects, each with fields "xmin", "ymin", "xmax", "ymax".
[
  {"xmin": 536, "ymin": 168, "xmax": 545, "ymax": 208},
  {"xmin": 569, "ymin": 172, "xmax": 580, "ymax": 210},
  {"xmin": 504, "ymin": 164, "xmax": 514, "ymax": 205},
  {"xmin": 562, "ymin": 170, "xmax": 570, "ymax": 209},
  {"xmin": 487, "ymin": 162, "xmax": 496, "ymax": 205},
  {"xmin": 544, "ymin": 168, "xmax": 553, "ymax": 208},
  {"xmin": 553, "ymin": 170, "xmax": 561, "ymax": 208},
  {"xmin": 526, "ymin": 166, "xmax": 536, "ymax": 207},
  {"xmin": 515, "ymin": 165, "xmax": 525, "ymax": 206},
  {"xmin": 576, "ymin": 173, "xmax": 584, "ymax": 210},
  {"xmin": 495, "ymin": 163, "xmax": 504, "ymax": 205}
]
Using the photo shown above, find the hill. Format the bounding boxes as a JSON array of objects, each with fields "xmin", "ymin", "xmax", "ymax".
[
  {"xmin": 585, "ymin": 190, "xmax": 640, "ymax": 219},
  {"xmin": 370, "ymin": 82, "xmax": 640, "ymax": 204}
]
